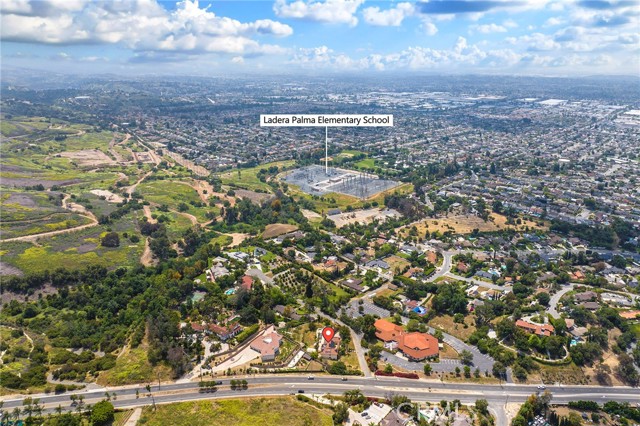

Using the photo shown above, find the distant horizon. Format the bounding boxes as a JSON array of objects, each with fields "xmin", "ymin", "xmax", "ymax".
[
  {"xmin": 2, "ymin": 1, "xmax": 639, "ymax": 77},
  {"xmin": 2, "ymin": 63, "xmax": 639, "ymax": 82}
]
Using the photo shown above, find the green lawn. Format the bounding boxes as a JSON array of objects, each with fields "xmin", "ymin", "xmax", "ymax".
[
  {"xmin": 354, "ymin": 158, "xmax": 376, "ymax": 169},
  {"xmin": 136, "ymin": 180, "xmax": 201, "ymax": 207},
  {"xmin": 219, "ymin": 160, "xmax": 295, "ymax": 192},
  {"xmin": 138, "ymin": 397, "xmax": 333, "ymax": 426}
]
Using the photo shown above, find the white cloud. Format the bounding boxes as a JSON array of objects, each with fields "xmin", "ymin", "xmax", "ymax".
[
  {"xmin": 470, "ymin": 23, "xmax": 508, "ymax": 34},
  {"xmin": 273, "ymin": 0, "xmax": 364, "ymax": 26},
  {"xmin": 420, "ymin": 20, "xmax": 439, "ymax": 36},
  {"xmin": 544, "ymin": 16, "xmax": 565, "ymax": 27},
  {"xmin": 362, "ymin": 2, "xmax": 415, "ymax": 27},
  {"xmin": 1, "ymin": 0, "xmax": 293, "ymax": 57}
]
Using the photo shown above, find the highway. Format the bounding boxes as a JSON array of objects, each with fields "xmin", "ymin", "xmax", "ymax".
[{"xmin": 2, "ymin": 375, "xmax": 638, "ymax": 424}]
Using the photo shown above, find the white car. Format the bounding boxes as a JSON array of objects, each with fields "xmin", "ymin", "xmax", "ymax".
[{"xmin": 537, "ymin": 385, "xmax": 546, "ymax": 390}]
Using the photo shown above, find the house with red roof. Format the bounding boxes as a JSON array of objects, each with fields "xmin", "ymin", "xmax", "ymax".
[
  {"xmin": 240, "ymin": 275, "xmax": 253, "ymax": 291},
  {"xmin": 515, "ymin": 320, "xmax": 555, "ymax": 337},
  {"xmin": 374, "ymin": 319, "xmax": 438, "ymax": 361}
]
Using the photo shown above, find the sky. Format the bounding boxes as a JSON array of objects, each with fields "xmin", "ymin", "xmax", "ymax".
[{"xmin": 1, "ymin": 0, "xmax": 639, "ymax": 76}]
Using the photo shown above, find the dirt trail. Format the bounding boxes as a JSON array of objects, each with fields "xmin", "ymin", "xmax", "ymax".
[
  {"xmin": 140, "ymin": 237, "xmax": 156, "ymax": 267},
  {"xmin": 174, "ymin": 210, "xmax": 198, "ymax": 226},
  {"xmin": 126, "ymin": 171, "xmax": 152, "ymax": 196},
  {"xmin": 143, "ymin": 205, "xmax": 157, "ymax": 224}
]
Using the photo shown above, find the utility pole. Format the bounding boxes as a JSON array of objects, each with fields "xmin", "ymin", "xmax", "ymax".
[{"xmin": 325, "ymin": 126, "xmax": 328, "ymax": 175}]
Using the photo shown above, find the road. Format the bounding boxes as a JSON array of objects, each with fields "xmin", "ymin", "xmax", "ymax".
[
  {"xmin": 444, "ymin": 272, "xmax": 509, "ymax": 292},
  {"xmin": 547, "ymin": 284, "xmax": 575, "ymax": 318},
  {"xmin": 2, "ymin": 375, "xmax": 638, "ymax": 425}
]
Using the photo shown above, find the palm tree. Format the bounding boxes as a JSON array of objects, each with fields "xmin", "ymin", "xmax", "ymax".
[{"xmin": 12, "ymin": 407, "xmax": 21, "ymax": 422}]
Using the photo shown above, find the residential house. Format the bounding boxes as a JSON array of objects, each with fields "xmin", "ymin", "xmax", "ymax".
[
  {"xmin": 580, "ymin": 301, "xmax": 600, "ymax": 310},
  {"xmin": 574, "ymin": 291, "xmax": 597, "ymax": 302},
  {"xmin": 374, "ymin": 319, "xmax": 438, "ymax": 360},
  {"xmin": 319, "ymin": 332, "xmax": 341, "ymax": 360},
  {"xmin": 209, "ymin": 322, "xmax": 242, "ymax": 341},
  {"xmin": 273, "ymin": 305, "xmax": 302, "ymax": 321},
  {"xmin": 515, "ymin": 320, "xmax": 555, "ymax": 337},
  {"xmin": 341, "ymin": 278, "xmax": 365, "ymax": 292},
  {"xmin": 250, "ymin": 327, "xmax": 283, "ymax": 362},
  {"xmin": 240, "ymin": 275, "xmax": 253, "ymax": 291},
  {"xmin": 207, "ymin": 263, "xmax": 230, "ymax": 282}
]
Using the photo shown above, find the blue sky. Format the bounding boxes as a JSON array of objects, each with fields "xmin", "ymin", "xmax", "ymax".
[{"xmin": 1, "ymin": 0, "xmax": 639, "ymax": 76}]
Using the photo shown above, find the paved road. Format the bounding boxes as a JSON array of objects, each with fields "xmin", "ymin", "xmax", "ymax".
[
  {"xmin": 444, "ymin": 272, "xmax": 509, "ymax": 292},
  {"xmin": 547, "ymin": 284, "xmax": 575, "ymax": 318},
  {"xmin": 3, "ymin": 375, "xmax": 639, "ymax": 424}
]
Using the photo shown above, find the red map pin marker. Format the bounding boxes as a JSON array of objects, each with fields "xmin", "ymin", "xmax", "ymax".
[{"xmin": 322, "ymin": 327, "xmax": 335, "ymax": 342}]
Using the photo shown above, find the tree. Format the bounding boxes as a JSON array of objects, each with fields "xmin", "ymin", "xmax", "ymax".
[
  {"xmin": 91, "ymin": 401, "xmax": 115, "ymax": 425},
  {"xmin": 100, "ymin": 232, "xmax": 120, "ymax": 248},
  {"xmin": 333, "ymin": 402, "xmax": 349, "ymax": 424},
  {"xmin": 536, "ymin": 292, "xmax": 551, "ymax": 307},
  {"xmin": 476, "ymin": 399, "xmax": 489, "ymax": 415},
  {"xmin": 460, "ymin": 350, "xmax": 474, "ymax": 366},
  {"xmin": 423, "ymin": 364, "xmax": 432, "ymax": 375},
  {"xmin": 492, "ymin": 361, "xmax": 506, "ymax": 379},
  {"xmin": 384, "ymin": 363, "xmax": 393, "ymax": 374}
]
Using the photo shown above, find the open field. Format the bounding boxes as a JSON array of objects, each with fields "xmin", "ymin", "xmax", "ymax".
[
  {"xmin": 0, "ymin": 212, "xmax": 94, "ymax": 240},
  {"xmin": 429, "ymin": 315, "xmax": 477, "ymax": 342},
  {"xmin": 220, "ymin": 160, "xmax": 295, "ymax": 192},
  {"xmin": 400, "ymin": 213, "xmax": 548, "ymax": 236},
  {"xmin": 262, "ymin": 223, "xmax": 299, "ymax": 239},
  {"xmin": 0, "ymin": 211, "xmax": 144, "ymax": 274},
  {"xmin": 136, "ymin": 180, "xmax": 202, "ymax": 206},
  {"xmin": 137, "ymin": 397, "xmax": 333, "ymax": 426},
  {"xmin": 328, "ymin": 208, "xmax": 400, "ymax": 228},
  {"xmin": 98, "ymin": 342, "xmax": 172, "ymax": 386},
  {"xmin": 384, "ymin": 255, "xmax": 411, "ymax": 273},
  {"xmin": 135, "ymin": 180, "xmax": 215, "ymax": 223},
  {"xmin": 58, "ymin": 149, "xmax": 115, "ymax": 167},
  {"xmin": 235, "ymin": 188, "xmax": 272, "ymax": 205}
]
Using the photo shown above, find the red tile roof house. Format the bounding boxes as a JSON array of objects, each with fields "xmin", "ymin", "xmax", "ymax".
[
  {"xmin": 250, "ymin": 328, "xmax": 283, "ymax": 362},
  {"xmin": 375, "ymin": 318, "xmax": 404, "ymax": 343},
  {"xmin": 515, "ymin": 320, "xmax": 555, "ymax": 337},
  {"xmin": 374, "ymin": 319, "xmax": 439, "ymax": 361},
  {"xmin": 240, "ymin": 275, "xmax": 253, "ymax": 291},
  {"xmin": 320, "ymin": 333, "xmax": 342, "ymax": 360},
  {"xmin": 208, "ymin": 322, "xmax": 242, "ymax": 341},
  {"xmin": 398, "ymin": 332, "xmax": 439, "ymax": 361}
]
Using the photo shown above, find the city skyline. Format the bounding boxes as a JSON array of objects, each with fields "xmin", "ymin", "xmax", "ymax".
[{"xmin": 1, "ymin": 0, "xmax": 639, "ymax": 76}]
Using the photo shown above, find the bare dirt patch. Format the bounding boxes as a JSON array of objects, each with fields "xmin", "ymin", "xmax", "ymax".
[
  {"xmin": 402, "ymin": 213, "xmax": 547, "ymax": 236},
  {"xmin": 59, "ymin": 149, "xmax": 115, "ymax": 167},
  {"xmin": 236, "ymin": 189, "xmax": 272, "ymax": 205},
  {"xmin": 263, "ymin": 223, "xmax": 299, "ymax": 239},
  {"xmin": 225, "ymin": 233, "xmax": 249, "ymax": 247},
  {"xmin": 77, "ymin": 242, "xmax": 98, "ymax": 254},
  {"xmin": 90, "ymin": 189, "xmax": 124, "ymax": 203},
  {"xmin": 5, "ymin": 194, "xmax": 37, "ymax": 208},
  {"xmin": 301, "ymin": 209, "xmax": 322, "ymax": 220},
  {"xmin": 0, "ymin": 261, "xmax": 24, "ymax": 277},
  {"xmin": 328, "ymin": 208, "xmax": 400, "ymax": 228}
]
